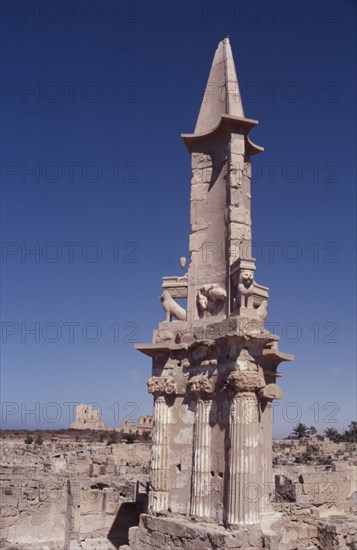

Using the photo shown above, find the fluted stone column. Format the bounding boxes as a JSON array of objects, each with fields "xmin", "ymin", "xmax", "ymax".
[
  {"xmin": 188, "ymin": 373, "xmax": 214, "ymax": 519},
  {"xmin": 147, "ymin": 376, "xmax": 176, "ymax": 514},
  {"xmin": 258, "ymin": 383, "xmax": 283, "ymax": 511},
  {"xmin": 191, "ymin": 398, "xmax": 211, "ymax": 517},
  {"xmin": 150, "ymin": 395, "xmax": 169, "ymax": 513},
  {"xmin": 261, "ymin": 401, "xmax": 273, "ymax": 510},
  {"xmin": 226, "ymin": 366, "xmax": 265, "ymax": 526}
]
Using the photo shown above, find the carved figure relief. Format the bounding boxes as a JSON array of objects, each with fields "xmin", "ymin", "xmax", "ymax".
[
  {"xmin": 160, "ymin": 290, "xmax": 187, "ymax": 322},
  {"xmin": 187, "ymin": 373, "xmax": 214, "ymax": 396},
  {"xmin": 155, "ymin": 329, "xmax": 175, "ymax": 343},
  {"xmin": 197, "ymin": 284, "xmax": 227, "ymax": 318},
  {"xmin": 237, "ymin": 269, "xmax": 254, "ymax": 309}
]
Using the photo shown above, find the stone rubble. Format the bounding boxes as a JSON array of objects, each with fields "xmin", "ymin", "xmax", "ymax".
[
  {"xmin": 0, "ymin": 436, "xmax": 355, "ymax": 549},
  {"xmin": 0, "ymin": 438, "xmax": 150, "ymax": 550}
]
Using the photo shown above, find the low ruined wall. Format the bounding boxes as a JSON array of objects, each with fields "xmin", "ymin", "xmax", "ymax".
[
  {"xmin": 0, "ymin": 440, "xmax": 150, "ymax": 549},
  {"xmin": 1, "ymin": 438, "xmax": 356, "ymax": 549}
]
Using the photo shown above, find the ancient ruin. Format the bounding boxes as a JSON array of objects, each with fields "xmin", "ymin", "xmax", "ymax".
[
  {"xmin": 1, "ymin": 431, "xmax": 355, "ymax": 549},
  {"xmin": 0, "ymin": 434, "xmax": 150, "ymax": 549},
  {"xmin": 69, "ymin": 404, "xmax": 153, "ymax": 437},
  {"xmin": 1, "ymin": 39, "xmax": 355, "ymax": 550},
  {"xmin": 71, "ymin": 404, "xmax": 106, "ymax": 431},
  {"xmin": 131, "ymin": 37, "xmax": 294, "ymax": 548},
  {"xmin": 123, "ymin": 417, "xmax": 153, "ymax": 437}
]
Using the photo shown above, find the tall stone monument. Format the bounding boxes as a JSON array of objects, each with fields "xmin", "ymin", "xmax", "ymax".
[{"xmin": 130, "ymin": 38, "xmax": 294, "ymax": 549}]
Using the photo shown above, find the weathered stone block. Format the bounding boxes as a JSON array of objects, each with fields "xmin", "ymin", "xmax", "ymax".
[
  {"xmin": 189, "ymin": 231, "xmax": 207, "ymax": 253},
  {"xmin": 191, "ymin": 183, "xmax": 208, "ymax": 200},
  {"xmin": 82, "ymin": 538, "xmax": 114, "ymax": 549},
  {"xmin": 231, "ymin": 135, "xmax": 245, "ymax": 154}
]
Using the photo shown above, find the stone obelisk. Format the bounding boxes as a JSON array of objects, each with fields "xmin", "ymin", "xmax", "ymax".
[{"xmin": 129, "ymin": 38, "xmax": 293, "ymax": 550}]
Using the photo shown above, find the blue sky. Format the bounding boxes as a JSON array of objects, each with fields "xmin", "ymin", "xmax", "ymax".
[{"xmin": 1, "ymin": 1, "xmax": 356, "ymax": 437}]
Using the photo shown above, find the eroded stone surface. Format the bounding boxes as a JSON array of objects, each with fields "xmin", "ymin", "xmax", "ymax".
[
  {"xmin": 71, "ymin": 404, "xmax": 106, "ymax": 431},
  {"xmin": 133, "ymin": 37, "xmax": 294, "ymax": 548},
  {"xmin": 1, "ymin": 435, "xmax": 355, "ymax": 548},
  {"xmin": 0, "ymin": 438, "xmax": 150, "ymax": 549}
]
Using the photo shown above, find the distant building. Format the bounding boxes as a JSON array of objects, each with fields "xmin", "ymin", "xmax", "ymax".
[
  {"xmin": 123, "ymin": 416, "xmax": 153, "ymax": 436},
  {"xmin": 70, "ymin": 404, "xmax": 106, "ymax": 430}
]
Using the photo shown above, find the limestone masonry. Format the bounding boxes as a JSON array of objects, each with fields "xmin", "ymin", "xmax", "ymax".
[
  {"xmin": 69, "ymin": 404, "xmax": 153, "ymax": 437},
  {"xmin": 123, "ymin": 417, "xmax": 153, "ymax": 437},
  {"xmin": 2, "ymin": 39, "xmax": 355, "ymax": 550},
  {"xmin": 70, "ymin": 405, "xmax": 106, "ymax": 431},
  {"xmin": 131, "ymin": 38, "xmax": 296, "ymax": 548},
  {"xmin": 0, "ymin": 435, "xmax": 355, "ymax": 549}
]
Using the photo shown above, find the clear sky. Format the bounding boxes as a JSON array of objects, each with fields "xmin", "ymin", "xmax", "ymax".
[{"xmin": 1, "ymin": 1, "xmax": 356, "ymax": 437}]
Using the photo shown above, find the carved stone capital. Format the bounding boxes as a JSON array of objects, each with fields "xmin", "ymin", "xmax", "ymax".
[
  {"xmin": 227, "ymin": 369, "xmax": 265, "ymax": 394},
  {"xmin": 147, "ymin": 376, "xmax": 177, "ymax": 396},
  {"xmin": 187, "ymin": 373, "xmax": 214, "ymax": 397}
]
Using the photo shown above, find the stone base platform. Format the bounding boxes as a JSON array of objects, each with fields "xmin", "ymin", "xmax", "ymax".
[{"xmin": 121, "ymin": 512, "xmax": 286, "ymax": 550}]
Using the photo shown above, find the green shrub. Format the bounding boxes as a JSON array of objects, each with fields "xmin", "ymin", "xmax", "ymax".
[
  {"xmin": 122, "ymin": 433, "xmax": 135, "ymax": 444},
  {"xmin": 35, "ymin": 434, "xmax": 43, "ymax": 445}
]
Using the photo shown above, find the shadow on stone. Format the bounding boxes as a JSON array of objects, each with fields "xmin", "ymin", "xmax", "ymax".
[{"xmin": 107, "ymin": 489, "xmax": 147, "ymax": 549}]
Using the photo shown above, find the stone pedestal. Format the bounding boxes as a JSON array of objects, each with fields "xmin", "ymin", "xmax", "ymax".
[{"xmin": 124, "ymin": 512, "xmax": 286, "ymax": 550}]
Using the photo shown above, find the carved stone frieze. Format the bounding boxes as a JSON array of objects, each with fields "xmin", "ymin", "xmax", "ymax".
[
  {"xmin": 240, "ymin": 318, "xmax": 265, "ymax": 337},
  {"xmin": 155, "ymin": 329, "xmax": 175, "ymax": 343}
]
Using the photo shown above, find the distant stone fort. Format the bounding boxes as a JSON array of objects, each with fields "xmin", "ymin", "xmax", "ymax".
[
  {"xmin": 70, "ymin": 403, "xmax": 153, "ymax": 435},
  {"xmin": 122, "ymin": 416, "xmax": 153, "ymax": 436},
  {"xmin": 70, "ymin": 404, "xmax": 106, "ymax": 430}
]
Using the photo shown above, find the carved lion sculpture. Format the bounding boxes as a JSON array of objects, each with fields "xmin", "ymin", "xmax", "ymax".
[
  {"xmin": 238, "ymin": 269, "xmax": 254, "ymax": 309},
  {"xmin": 160, "ymin": 290, "xmax": 186, "ymax": 322},
  {"xmin": 197, "ymin": 283, "xmax": 227, "ymax": 317}
]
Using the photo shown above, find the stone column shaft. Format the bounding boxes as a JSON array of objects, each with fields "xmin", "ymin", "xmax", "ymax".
[
  {"xmin": 149, "ymin": 395, "xmax": 169, "ymax": 513},
  {"xmin": 261, "ymin": 401, "xmax": 273, "ymax": 511},
  {"xmin": 190, "ymin": 398, "xmax": 212, "ymax": 518},
  {"xmin": 227, "ymin": 392, "xmax": 260, "ymax": 525}
]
